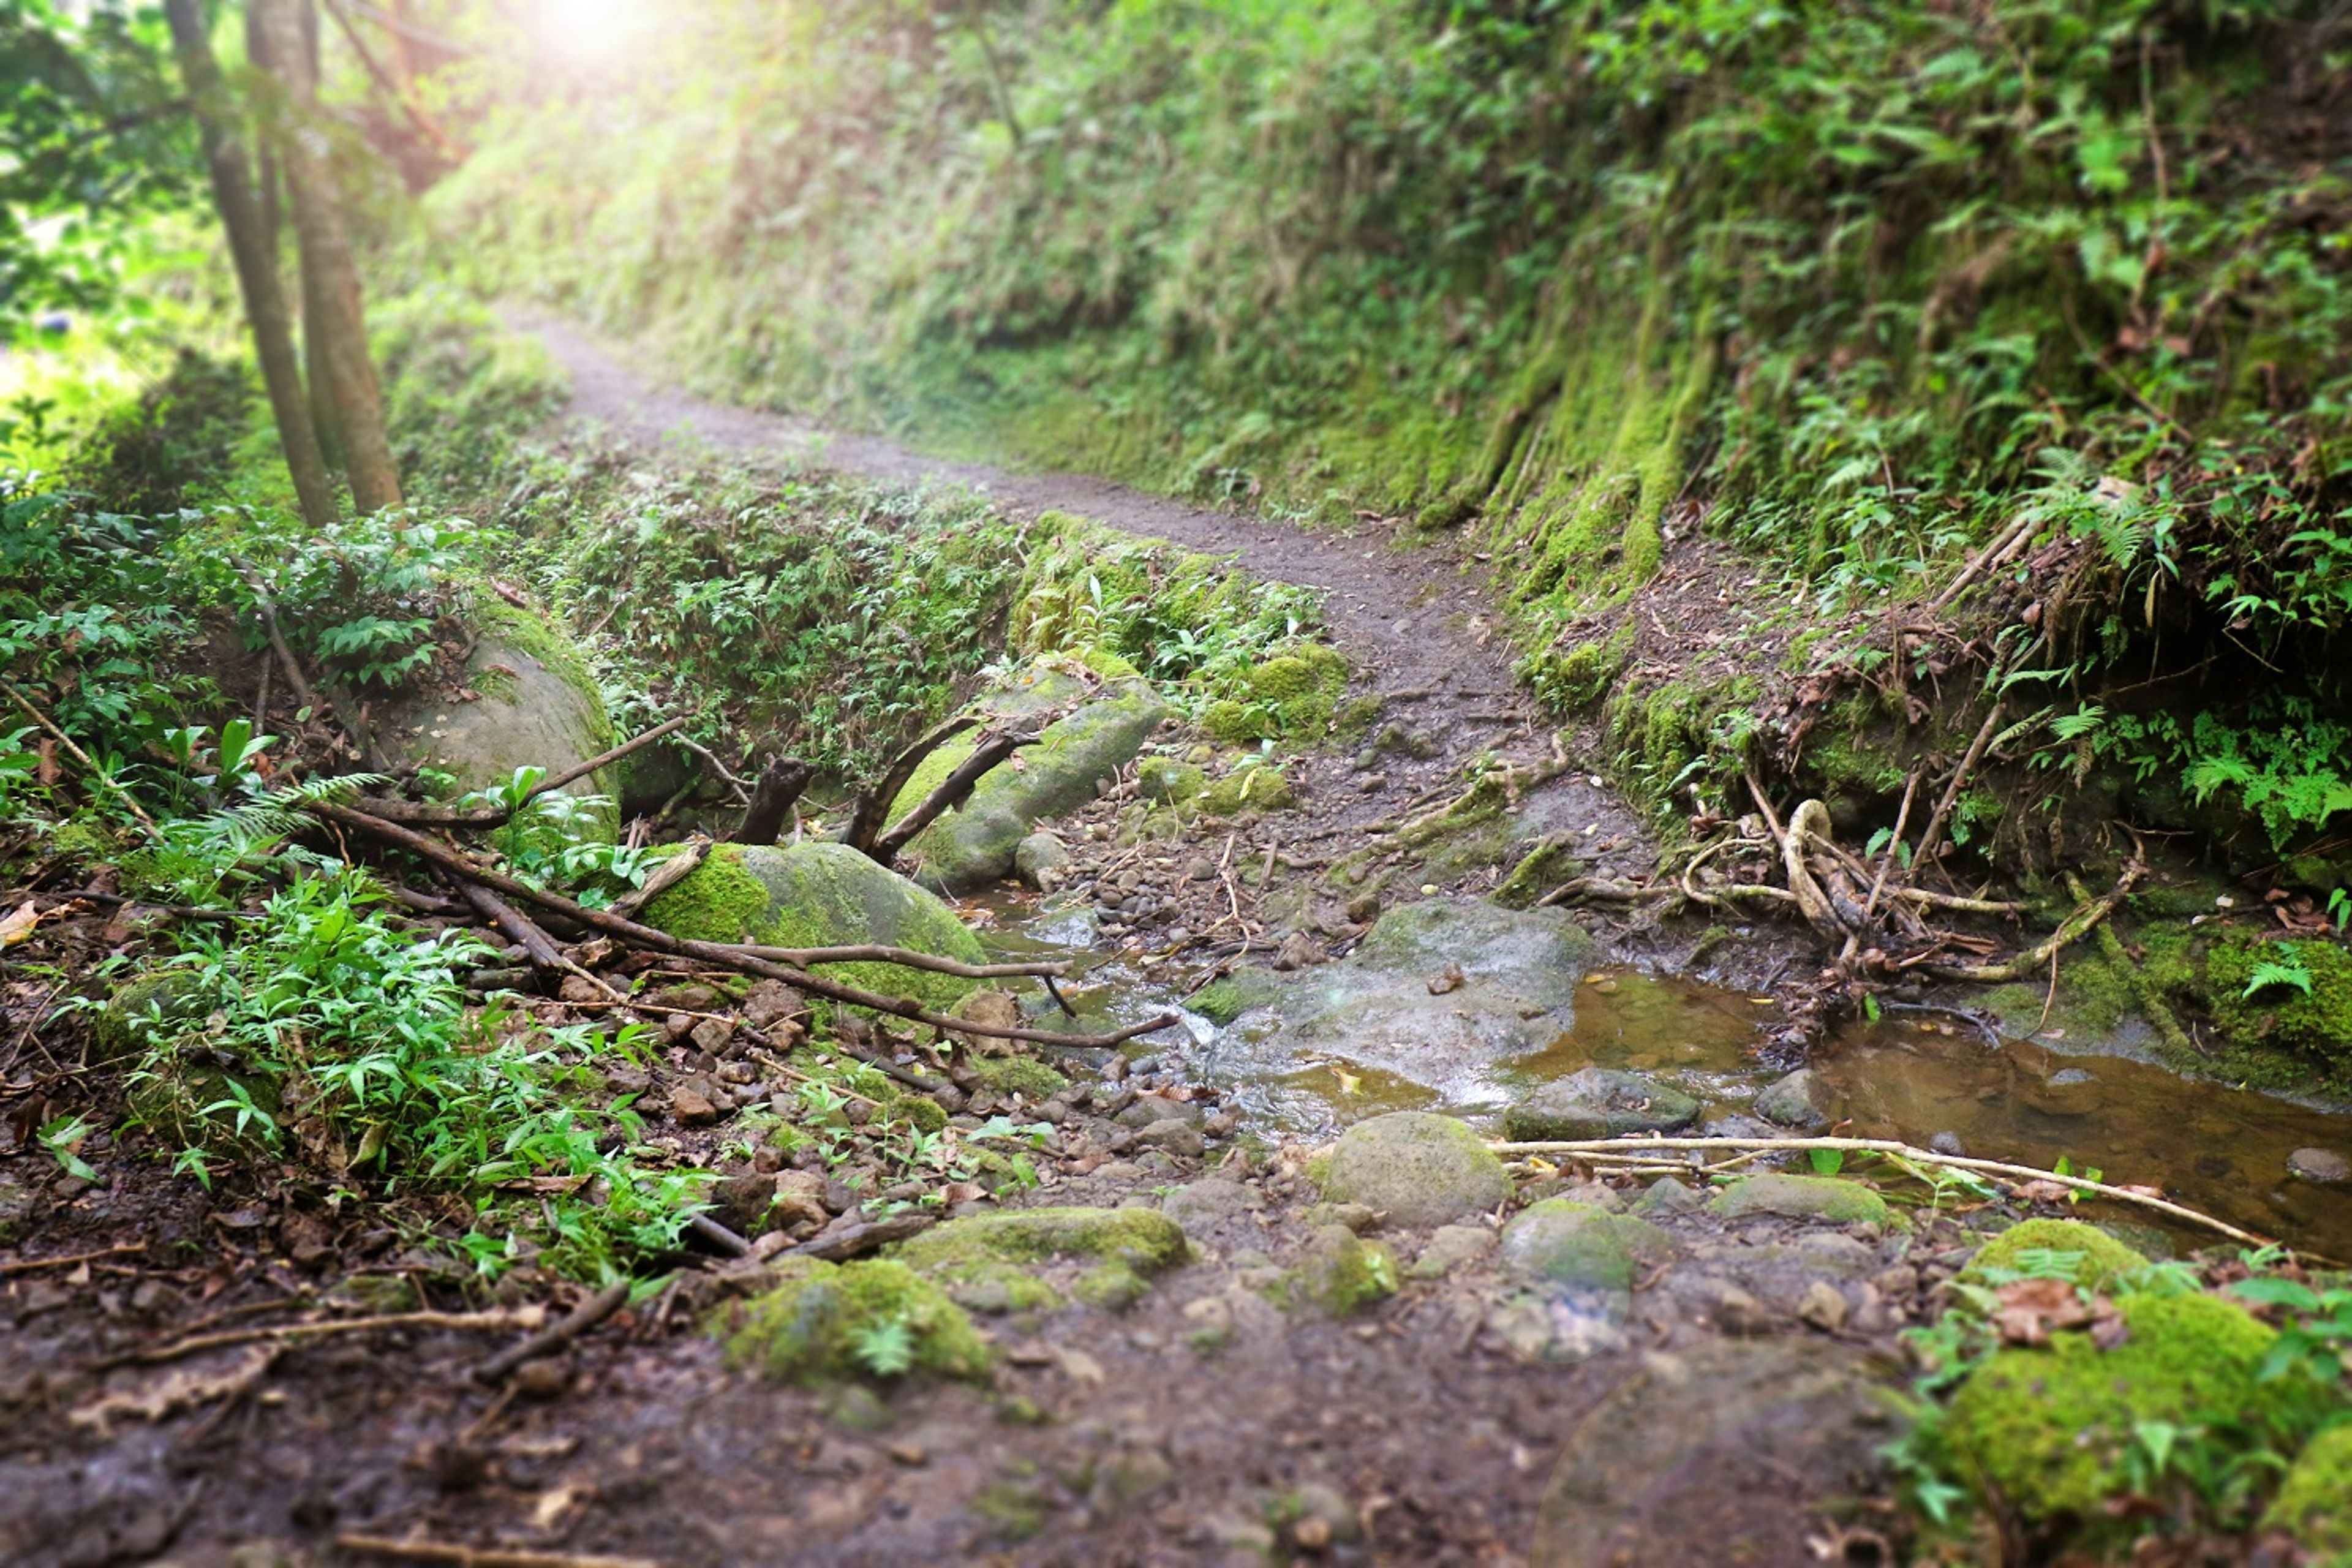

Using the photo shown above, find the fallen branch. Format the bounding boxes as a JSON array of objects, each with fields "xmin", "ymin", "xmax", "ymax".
[
  {"xmin": 688, "ymin": 1213, "xmax": 752, "ymax": 1258},
  {"xmin": 470, "ymin": 1279, "xmax": 633, "ymax": 1385},
  {"xmin": 608, "ymin": 835, "xmax": 707, "ymax": 921},
  {"xmin": 732, "ymin": 754, "xmax": 813, "ymax": 846},
  {"xmin": 843, "ymin": 714, "xmax": 979, "ymax": 855},
  {"xmin": 870, "ymin": 720, "xmax": 1048, "ymax": 865},
  {"xmin": 0, "ymin": 1241, "xmax": 146, "ymax": 1277},
  {"xmin": 1927, "ymin": 510, "xmax": 2041, "ymax": 614},
  {"xmin": 726, "ymin": 942, "xmax": 1069, "ymax": 981},
  {"xmin": 1485, "ymin": 1134, "xmax": 2269, "ymax": 1248},
  {"xmin": 333, "ymin": 1536, "xmax": 660, "ymax": 1568},
  {"xmin": 454, "ymin": 881, "xmax": 620, "ymax": 1000},
  {"xmin": 1912, "ymin": 701, "xmax": 2007, "ymax": 874},
  {"xmin": 305, "ymin": 802, "xmax": 1178, "ymax": 1049},
  {"xmin": 675, "ymin": 734, "xmax": 753, "ymax": 805},
  {"xmin": 1915, "ymin": 861, "xmax": 2141, "ymax": 983},
  {"xmin": 784, "ymin": 1211, "xmax": 936, "ymax": 1262},
  {"xmin": 110, "ymin": 1305, "xmax": 544, "ymax": 1369},
  {"xmin": 831, "ymin": 1041, "xmax": 948, "ymax": 1095}
]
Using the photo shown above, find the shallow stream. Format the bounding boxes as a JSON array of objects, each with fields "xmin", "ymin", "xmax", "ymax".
[{"xmin": 975, "ymin": 899, "xmax": 2352, "ymax": 1260}]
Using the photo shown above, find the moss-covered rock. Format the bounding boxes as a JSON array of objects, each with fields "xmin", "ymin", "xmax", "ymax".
[
  {"xmin": 1707, "ymin": 1174, "xmax": 1890, "ymax": 1227},
  {"xmin": 1200, "ymin": 763, "xmax": 1295, "ymax": 815},
  {"xmin": 1284, "ymin": 1223, "xmax": 1399, "ymax": 1314},
  {"xmin": 715, "ymin": 1257, "xmax": 993, "ymax": 1382},
  {"xmin": 1957, "ymin": 1218, "xmax": 2150, "ymax": 1292},
  {"xmin": 888, "ymin": 660, "xmax": 1172, "ymax": 892},
  {"xmin": 1319, "ymin": 1112, "xmax": 1513, "ymax": 1226},
  {"xmin": 1500, "ymin": 1199, "xmax": 1675, "ymax": 1291},
  {"xmin": 965, "ymin": 1052, "xmax": 1069, "ymax": 1101},
  {"xmin": 2264, "ymin": 1422, "xmax": 2352, "ymax": 1557},
  {"xmin": 1503, "ymin": 1067, "xmax": 1701, "ymax": 1142},
  {"xmin": 641, "ymin": 841, "xmax": 985, "ymax": 1012},
  {"xmin": 892, "ymin": 1205, "xmax": 1189, "ymax": 1311},
  {"xmin": 1947, "ymin": 1292, "xmax": 2279, "ymax": 1523},
  {"xmin": 2207, "ymin": 935, "xmax": 2352, "ymax": 1080},
  {"xmin": 1246, "ymin": 643, "xmax": 1349, "ymax": 735},
  {"xmin": 379, "ymin": 598, "xmax": 619, "ymax": 840}
]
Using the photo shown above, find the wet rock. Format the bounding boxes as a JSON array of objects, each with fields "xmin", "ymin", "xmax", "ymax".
[
  {"xmin": 1316, "ymin": 1112, "xmax": 1513, "ymax": 1227},
  {"xmin": 2287, "ymin": 1147, "xmax": 2350, "ymax": 1184},
  {"xmin": 1796, "ymin": 1280, "xmax": 1850, "ymax": 1333},
  {"xmin": 1115, "ymin": 1093, "xmax": 1202, "ymax": 1128},
  {"xmin": 1929, "ymin": 1131, "xmax": 1967, "ymax": 1157},
  {"xmin": 1013, "ymin": 832, "xmax": 1069, "ymax": 891},
  {"xmin": 1488, "ymin": 1288, "xmax": 1629, "ymax": 1363},
  {"xmin": 1286, "ymin": 1224, "xmax": 1398, "ymax": 1314},
  {"xmin": 1501, "ymin": 1200, "xmax": 1675, "ymax": 1291},
  {"xmin": 669, "ymin": 1084, "xmax": 719, "ymax": 1125},
  {"xmin": 1198, "ymin": 899, "xmax": 1598, "ymax": 1099},
  {"xmin": 642, "ymin": 841, "xmax": 987, "ymax": 1013},
  {"xmin": 1408, "ymin": 1224, "xmax": 1496, "ymax": 1280},
  {"xmin": 1708, "ymin": 1174, "xmax": 1890, "ymax": 1227},
  {"xmin": 1633, "ymin": 1176, "xmax": 1702, "ymax": 1216},
  {"xmin": 1504, "ymin": 1068, "xmax": 1702, "ymax": 1143},
  {"xmin": 1270, "ymin": 931, "xmax": 1327, "ymax": 971},
  {"xmin": 1134, "ymin": 1119, "xmax": 1205, "ymax": 1157},
  {"xmin": 1754, "ymin": 1068, "xmax": 1830, "ymax": 1133},
  {"xmin": 1302, "ymin": 1202, "xmax": 1378, "ymax": 1234}
]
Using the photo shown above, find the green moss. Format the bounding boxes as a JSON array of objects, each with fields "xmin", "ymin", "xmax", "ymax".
[
  {"xmin": 1524, "ymin": 627, "xmax": 1632, "ymax": 710},
  {"xmin": 1202, "ymin": 764, "xmax": 1295, "ymax": 815},
  {"xmin": 1282, "ymin": 1224, "xmax": 1398, "ymax": 1314},
  {"xmin": 892, "ymin": 1094, "xmax": 950, "ymax": 1135},
  {"xmin": 1247, "ymin": 644, "xmax": 1349, "ymax": 735},
  {"xmin": 639, "ymin": 843, "xmax": 774, "ymax": 946},
  {"xmin": 715, "ymin": 1257, "xmax": 993, "ymax": 1383},
  {"xmin": 2263, "ymin": 1422, "xmax": 2352, "ymax": 1557},
  {"xmin": 1188, "ymin": 980, "xmax": 1251, "ymax": 1026},
  {"xmin": 896, "ymin": 1206, "xmax": 1189, "ymax": 1273},
  {"xmin": 1136, "ymin": 757, "xmax": 1207, "ymax": 805},
  {"xmin": 1330, "ymin": 694, "xmax": 1386, "ymax": 742},
  {"xmin": 42, "ymin": 817, "xmax": 121, "ymax": 866},
  {"xmin": 1201, "ymin": 698, "xmax": 1260, "ymax": 745},
  {"xmin": 1072, "ymin": 1261, "xmax": 1150, "ymax": 1310},
  {"xmin": 967, "ymin": 1053, "xmax": 1069, "ymax": 1100},
  {"xmin": 2209, "ymin": 935, "xmax": 2352, "ymax": 1077},
  {"xmin": 466, "ymin": 587, "xmax": 617, "ymax": 751},
  {"xmin": 1947, "ymin": 1292, "xmax": 2279, "ymax": 1524},
  {"xmin": 1499, "ymin": 1199, "xmax": 1674, "ymax": 1291},
  {"xmin": 1957, "ymin": 1218, "xmax": 2150, "ymax": 1291}
]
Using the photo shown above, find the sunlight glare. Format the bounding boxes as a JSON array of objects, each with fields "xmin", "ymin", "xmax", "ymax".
[{"xmin": 538, "ymin": 0, "xmax": 644, "ymax": 70}]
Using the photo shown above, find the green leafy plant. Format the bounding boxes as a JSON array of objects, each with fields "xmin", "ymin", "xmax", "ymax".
[{"xmin": 2242, "ymin": 952, "xmax": 2316, "ymax": 1003}]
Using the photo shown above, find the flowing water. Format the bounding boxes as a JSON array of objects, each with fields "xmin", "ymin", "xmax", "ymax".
[{"xmin": 974, "ymin": 899, "xmax": 2352, "ymax": 1260}]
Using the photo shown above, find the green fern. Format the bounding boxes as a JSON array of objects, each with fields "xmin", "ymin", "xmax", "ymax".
[
  {"xmin": 850, "ymin": 1316, "xmax": 916, "ymax": 1377},
  {"xmin": 2242, "ymin": 955, "xmax": 2315, "ymax": 1002}
]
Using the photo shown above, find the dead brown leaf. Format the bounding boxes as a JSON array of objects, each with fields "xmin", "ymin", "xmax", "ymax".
[{"xmin": 1992, "ymin": 1278, "xmax": 2092, "ymax": 1346}]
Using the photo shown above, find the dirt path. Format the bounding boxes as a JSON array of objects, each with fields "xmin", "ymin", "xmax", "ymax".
[{"xmin": 520, "ymin": 314, "xmax": 1659, "ymax": 895}]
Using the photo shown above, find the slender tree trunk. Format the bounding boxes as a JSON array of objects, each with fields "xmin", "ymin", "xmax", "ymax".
[
  {"xmin": 243, "ymin": 7, "xmax": 282, "ymax": 263},
  {"xmin": 164, "ymin": 0, "xmax": 336, "ymax": 530},
  {"xmin": 255, "ymin": 0, "xmax": 403, "ymax": 515}
]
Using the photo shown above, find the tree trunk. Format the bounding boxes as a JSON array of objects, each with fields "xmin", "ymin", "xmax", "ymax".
[
  {"xmin": 164, "ymin": 0, "xmax": 336, "ymax": 530},
  {"xmin": 255, "ymin": 0, "xmax": 403, "ymax": 516}
]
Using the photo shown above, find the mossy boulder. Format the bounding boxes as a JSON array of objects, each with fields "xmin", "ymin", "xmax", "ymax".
[
  {"xmin": 1283, "ymin": 1223, "xmax": 1398, "ymax": 1314},
  {"xmin": 1318, "ymin": 1112, "xmax": 1513, "ymax": 1226},
  {"xmin": 714, "ymin": 1257, "xmax": 993, "ymax": 1383},
  {"xmin": 1947, "ymin": 1291, "xmax": 2278, "ymax": 1523},
  {"xmin": 893, "ymin": 1206, "xmax": 1190, "ymax": 1314},
  {"xmin": 1248, "ymin": 644, "xmax": 1349, "ymax": 734},
  {"xmin": 1501, "ymin": 1199, "xmax": 1675, "ymax": 1291},
  {"xmin": 2264, "ymin": 1422, "xmax": 2352, "ymax": 1557},
  {"xmin": 1958, "ymin": 1218, "xmax": 2150, "ymax": 1292},
  {"xmin": 380, "ymin": 598, "xmax": 618, "ymax": 840},
  {"xmin": 888, "ymin": 660, "xmax": 1172, "ymax": 893},
  {"xmin": 1202, "ymin": 899, "xmax": 1600, "ymax": 1102},
  {"xmin": 1708, "ymin": 1174, "xmax": 1890, "ymax": 1227},
  {"xmin": 1136, "ymin": 757, "xmax": 1207, "ymax": 805},
  {"xmin": 1502, "ymin": 1067, "xmax": 1702, "ymax": 1142},
  {"xmin": 2208, "ymin": 935, "xmax": 2352, "ymax": 1077},
  {"xmin": 640, "ymin": 841, "xmax": 986, "ymax": 1013}
]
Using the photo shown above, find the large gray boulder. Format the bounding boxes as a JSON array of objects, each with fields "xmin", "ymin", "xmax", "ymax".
[
  {"xmin": 1316, "ymin": 1112, "xmax": 1512, "ymax": 1227},
  {"xmin": 1205, "ymin": 899, "xmax": 1600, "ymax": 1108},
  {"xmin": 640, "ymin": 841, "xmax": 986, "ymax": 1013},
  {"xmin": 379, "ymin": 601, "xmax": 617, "ymax": 839},
  {"xmin": 891, "ymin": 660, "xmax": 1170, "ymax": 894}
]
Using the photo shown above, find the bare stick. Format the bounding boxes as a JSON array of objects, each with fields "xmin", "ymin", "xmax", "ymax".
[
  {"xmin": 843, "ymin": 714, "xmax": 978, "ymax": 854},
  {"xmin": 676, "ymin": 734, "xmax": 753, "ymax": 805},
  {"xmin": 0, "ymin": 1242, "xmax": 146, "ymax": 1277},
  {"xmin": 333, "ymin": 1537, "xmax": 660, "ymax": 1568},
  {"xmin": 1860, "ymin": 771, "xmax": 1921, "ymax": 925},
  {"xmin": 454, "ymin": 882, "xmax": 620, "ymax": 1000},
  {"xmin": 728, "ymin": 943, "xmax": 1069, "ymax": 981},
  {"xmin": 784, "ymin": 1212, "xmax": 936, "ymax": 1262},
  {"xmin": 1927, "ymin": 510, "xmax": 2040, "ymax": 614},
  {"xmin": 1483, "ymin": 1133, "xmax": 2268, "ymax": 1248},
  {"xmin": 871, "ymin": 723, "xmax": 1044, "ymax": 865},
  {"xmin": 831, "ymin": 1041, "xmax": 947, "ymax": 1095},
  {"xmin": 470, "ymin": 1279, "xmax": 632, "ymax": 1385},
  {"xmin": 608, "ymin": 835, "xmax": 707, "ymax": 920},
  {"xmin": 249, "ymin": 592, "xmax": 321, "ymax": 717},
  {"xmin": 4, "ymin": 682, "xmax": 159, "ymax": 835},
  {"xmin": 688, "ymin": 1214, "xmax": 752, "ymax": 1258},
  {"xmin": 113, "ymin": 1306, "xmax": 543, "ymax": 1368},
  {"xmin": 1912, "ymin": 701, "xmax": 2005, "ymax": 874},
  {"xmin": 304, "ymin": 803, "xmax": 1179, "ymax": 1049}
]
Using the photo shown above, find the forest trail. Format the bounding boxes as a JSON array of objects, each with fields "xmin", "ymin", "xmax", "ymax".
[{"xmin": 521, "ymin": 313, "xmax": 1659, "ymax": 883}]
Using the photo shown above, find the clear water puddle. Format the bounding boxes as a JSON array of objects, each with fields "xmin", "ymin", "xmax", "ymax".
[{"xmin": 972, "ymin": 897, "xmax": 2352, "ymax": 1258}]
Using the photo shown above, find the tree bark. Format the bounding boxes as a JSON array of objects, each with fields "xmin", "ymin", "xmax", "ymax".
[
  {"xmin": 164, "ymin": 0, "xmax": 336, "ymax": 530},
  {"xmin": 254, "ymin": 0, "xmax": 403, "ymax": 515}
]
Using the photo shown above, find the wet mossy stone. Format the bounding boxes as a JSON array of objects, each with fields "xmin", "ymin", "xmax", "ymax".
[
  {"xmin": 1136, "ymin": 757, "xmax": 1206, "ymax": 805},
  {"xmin": 641, "ymin": 841, "xmax": 985, "ymax": 1013},
  {"xmin": 1504, "ymin": 1067, "xmax": 1702, "ymax": 1143},
  {"xmin": 1708, "ymin": 1174, "xmax": 1890, "ymax": 1227},
  {"xmin": 1319, "ymin": 1112, "xmax": 1512, "ymax": 1227},
  {"xmin": 1947, "ymin": 1291, "xmax": 2278, "ymax": 1525},
  {"xmin": 1204, "ymin": 899, "xmax": 1599, "ymax": 1101},
  {"xmin": 1958, "ymin": 1218, "xmax": 2150, "ymax": 1292},
  {"xmin": 894, "ymin": 1206, "xmax": 1189, "ymax": 1313},
  {"xmin": 1501, "ymin": 1199, "xmax": 1675, "ymax": 1292},
  {"xmin": 1754, "ymin": 1068, "xmax": 1830, "ymax": 1133},
  {"xmin": 2264, "ymin": 1422, "xmax": 2352, "ymax": 1558},
  {"xmin": 380, "ymin": 598, "xmax": 618, "ymax": 841},
  {"xmin": 94, "ymin": 968, "xmax": 205, "ymax": 1064},
  {"xmin": 888, "ymin": 661, "xmax": 1172, "ymax": 894},
  {"xmin": 715, "ymin": 1257, "xmax": 992, "ymax": 1383},
  {"xmin": 1200, "ymin": 763, "xmax": 1295, "ymax": 815}
]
